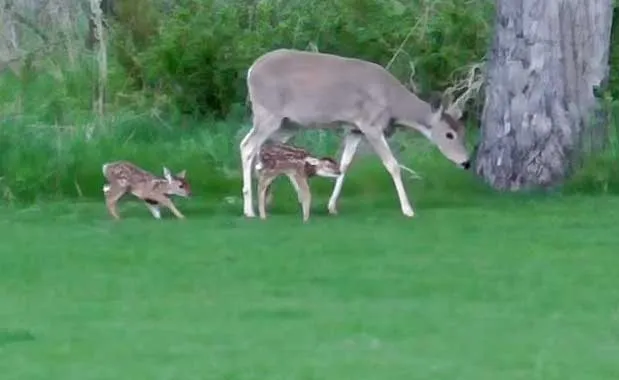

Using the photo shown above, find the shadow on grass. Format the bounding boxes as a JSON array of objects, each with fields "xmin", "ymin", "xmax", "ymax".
[{"xmin": 0, "ymin": 329, "xmax": 36, "ymax": 346}]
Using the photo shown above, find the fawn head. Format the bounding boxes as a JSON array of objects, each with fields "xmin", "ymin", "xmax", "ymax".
[
  {"xmin": 304, "ymin": 157, "xmax": 341, "ymax": 178},
  {"xmin": 163, "ymin": 167, "xmax": 191, "ymax": 197}
]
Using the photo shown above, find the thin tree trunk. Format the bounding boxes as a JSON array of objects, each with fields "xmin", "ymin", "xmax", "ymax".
[
  {"xmin": 90, "ymin": 0, "xmax": 107, "ymax": 116},
  {"xmin": 85, "ymin": 0, "xmax": 115, "ymax": 50},
  {"xmin": 0, "ymin": 1, "xmax": 19, "ymax": 60},
  {"xmin": 475, "ymin": 0, "xmax": 613, "ymax": 191}
]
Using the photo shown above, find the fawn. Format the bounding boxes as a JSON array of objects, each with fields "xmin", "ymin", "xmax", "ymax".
[
  {"xmin": 254, "ymin": 142, "xmax": 341, "ymax": 222},
  {"xmin": 102, "ymin": 161, "xmax": 191, "ymax": 220}
]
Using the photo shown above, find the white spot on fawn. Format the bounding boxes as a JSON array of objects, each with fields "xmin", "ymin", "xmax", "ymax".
[{"xmin": 103, "ymin": 184, "xmax": 110, "ymax": 193}]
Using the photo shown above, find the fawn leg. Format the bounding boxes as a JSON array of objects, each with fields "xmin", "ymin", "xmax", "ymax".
[
  {"xmin": 151, "ymin": 195, "xmax": 185, "ymax": 219},
  {"xmin": 284, "ymin": 172, "xmax": 302, "ymax": 203},
  {"xmin": 288, "ymin": 173, "xmax": 311, "ymax": 222},
  {"xmin": 143, "ymin": 199, "xmax": 161, "ymax": 219},
  {"xmin": 265, "ymin": 128, "xmax": 295, "ymax": 207},
  {"xmin": 265, "ymin": 184, "xmax": 274, "ymax": 206},
  {"xmin": 104, "ymin": 185, "xmax": 127, "ymax": 220},
  {"xmin": 257, "ymin": 173, "xmax": 277, "ymax": 220}
]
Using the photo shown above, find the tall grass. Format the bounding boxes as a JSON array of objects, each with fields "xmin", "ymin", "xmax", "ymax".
[
  {"xmin": 0, "ymin": 66, "xmax": 491, "ymax": 205},
  {"xmin": 0, "ymin": 103, "xmax": 492, "ymax": 204}
]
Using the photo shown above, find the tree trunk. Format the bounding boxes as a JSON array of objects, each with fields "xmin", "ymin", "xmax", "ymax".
[
  {"xmin": 475, "ymin": 0, "xmax": 613, "ymax": 191},
  {"xmin": 89, "ymin": 0, "xmax": 107, "ymax": 116},
  {"xmin": 85, "ymin": 0, "xmax": 115, "ymax": 50},
  {"xmin": 0, "ymin": 1, "xmax": 20, "ymax": 61}
]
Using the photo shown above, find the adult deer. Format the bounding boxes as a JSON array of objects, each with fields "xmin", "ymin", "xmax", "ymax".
[{"xmin": 240, "ymin": 49, "xmax": 473, "ymax": 218}]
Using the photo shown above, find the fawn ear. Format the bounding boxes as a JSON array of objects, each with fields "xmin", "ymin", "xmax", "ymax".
[
  {"xmin": 304, "ymin": 161, "xmax": 317, "ymax": 177},
  {"xmin": 320, "ymin": 157, "xmax": 338, "ymax": 165},
  {"xmin": 177, "ymin": 169, "xmax": 186, "ymax": 179},
  {"xmin": 163, "ymin": 166, "xmax": 173, "ymax": 183},
  {"xmin": 304, "ymin": 157, "xmax": 320, "ymax": 166}
]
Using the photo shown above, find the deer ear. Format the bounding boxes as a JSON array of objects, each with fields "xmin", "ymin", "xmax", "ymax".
[
  {"xmin": 177, "ymin": 169, "xmax": 186, "ymax": 179},
  {"xmin": 428, "ymin": 91, "xmax": 444, "ymax": 113},
  {"xmin": 446, "ymin": 103, "xmax": 463, "ymax": 119},
  {"xmin": 304, "ymin": 157, "xmax": 320, "ymax": 166},
  {"xmin": 163, "ymin": 166, "xmax": 173, "ymax": 183},
  {"xmin": 304, "ymin": 161, "xmax": 317, "ymax": 176}
]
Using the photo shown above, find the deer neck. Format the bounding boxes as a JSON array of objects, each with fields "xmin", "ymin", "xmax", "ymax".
[
  {"xmin": 152, "ymin": 179, "xmax": 172, "ymax": 193},
  {"xmin": 389, "ymin": 86, "xmax": 433, "ymax": 138}
]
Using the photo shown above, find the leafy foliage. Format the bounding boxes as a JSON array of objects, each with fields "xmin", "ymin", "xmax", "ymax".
[
  {"xmin": 118, "ymin": 0, "xmax": 493, "ymax": 116},
  {"xmin": 3, "ymin": 0, "xmax": 619, "ymax": 202}
]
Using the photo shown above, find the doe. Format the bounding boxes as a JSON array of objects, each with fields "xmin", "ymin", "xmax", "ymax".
[{"xmin": 240, "ymin": 49, "xmax": 474, "ymax": 218}]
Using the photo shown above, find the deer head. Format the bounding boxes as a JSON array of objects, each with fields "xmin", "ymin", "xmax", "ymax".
[
  {"xmin": 163, "ymin": 167, "xmax": 192, "ymax": 197},
  {"xmin": 304, "ymin": 157, "xmax": 341, "ymax": 178}
]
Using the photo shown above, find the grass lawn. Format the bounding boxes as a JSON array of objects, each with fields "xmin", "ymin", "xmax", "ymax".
[{"xmin": 1, "ymin": 193, "xmax": 619, "ymax": 379}]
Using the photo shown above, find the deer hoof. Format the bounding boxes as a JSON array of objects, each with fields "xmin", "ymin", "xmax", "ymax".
[{"xmin": 403, "ymin": 210, "xmax": 415, "ymax": 218}]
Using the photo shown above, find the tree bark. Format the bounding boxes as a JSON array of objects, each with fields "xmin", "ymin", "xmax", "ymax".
[
  {"xmin": 0, "ymin": 1, "xmax": 20, "ymax": 61},
  {"xmin": 89, "ymin": 0, "xmax": 107, "ymax": 116},
  {"xmin": 475, "ymin": 0, "xmax": 613, "ymax": 191},
  {"xmin": 85, "ymin": 0, "xmax": 115, "ymax": 50}
]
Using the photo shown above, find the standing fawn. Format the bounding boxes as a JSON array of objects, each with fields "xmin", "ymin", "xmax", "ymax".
[
  {"xmin": 102, "ymin": 161, "xmax": 191, "ymax": 220},
  {"xmin": 254, "ymin": 142, "xmax": 341, "ymax": 222}
]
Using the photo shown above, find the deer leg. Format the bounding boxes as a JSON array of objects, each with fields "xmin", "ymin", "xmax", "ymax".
[
  {"xmin": 328, "ymin": 133, "xmax": 362, "ymax": 215},
  {"xmin": 103, "ymin": 185, "xmax": 127, "ymax": 220},
  {"xmin": 284, "ymin": 172, "xmax": 302, "ymax": 203},
  {"xmin": 151, "ymin": 195, "xmax": 185, "ymax": 219},
  {"xmin": 240, "ymin": 127, "xmax": 259, "ymax": 217},
  {"xmin": 265, "ymin": 185, "xmax": 274, "ymax": 207},
  {"xmin": 264, "ymin": 129, "xmax": 296, "ymax": 206},
  {"xmin": 143, "ymin": 199, "xmax": 161, "ymax": 219},
  {"xmin": 269, "ymin": 128, "xmax": 296, "ymax": 144},
  {"xmin": 240, "ymin": 109, "xmax": 281, "ymax": 218},
  {"xmin": 257, "ymin": 173, "xmax": 278, "ymax": 220},
  {"xmin": 363, "ymin": 131, "xmax": 415, "ymax": 217},
  {"xmin": 290, "ymin": 173, "xmax": 311, "ymax": 222}
]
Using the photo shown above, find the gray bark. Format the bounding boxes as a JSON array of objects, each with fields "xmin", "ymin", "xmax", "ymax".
[
  {"xmin": 475, "ymin": 0, "xmax": 613, "ymax": 191},
  {"xmin": 0, "ymin": 1, "xmax": 20, "ymax": 60}
]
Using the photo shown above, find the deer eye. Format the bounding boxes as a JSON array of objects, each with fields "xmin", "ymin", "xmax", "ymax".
[{"xmin": 446, "ymin": 132, "xmax": 455, "ymax": 140}]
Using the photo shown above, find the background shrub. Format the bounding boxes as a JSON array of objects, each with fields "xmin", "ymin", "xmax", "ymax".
[{"xmin": 127, "ymin": 0, "xmax": 493, "ymax": 116}]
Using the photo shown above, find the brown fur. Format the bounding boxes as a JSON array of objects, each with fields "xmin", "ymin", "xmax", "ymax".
[
  {"xmin": 102, "ymin": 160, "xmax": 191, "ymax": 220},
  {"xmin": 255, "ymin": 143, "xmax": 341, "ymax": 222}
]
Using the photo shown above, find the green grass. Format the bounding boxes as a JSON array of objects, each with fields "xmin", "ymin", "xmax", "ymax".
[
  {"xmin": 1, "ymin": 1, "xmax": 619, "ymax": 376},
  {"xmin": 1, "ymin": 192, "xmax": 619, "ymax": 380}
]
